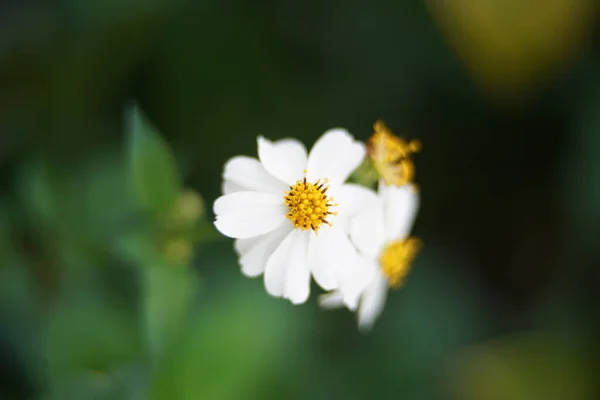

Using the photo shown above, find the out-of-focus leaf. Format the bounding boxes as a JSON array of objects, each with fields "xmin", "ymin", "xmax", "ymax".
[
  {"xmin": 127, "ymin": 105, "xmax": 181, "ymax": 214},
  {"xmin": 44, "ymin": 364, "xmax": 149, "ymax": 400},
  {"xmin": 21, "ymin": 161, "xmax": 73, "ymax": 233},
  {"xmin": 150, "ymin": 281, "xmax": 302, "ymax": 400},
  {"xmin": 17, "ymin": 156, "xmax": 141, "ymax": 272},
  {"xmin": 0, "ymin": 204, "xmax": 37, "ymax": 369},
  {"xmin": 18, "ymin": 158, "xmax": 107, "ymax": 235},
  {"xmin": 44, "ymin": 301, "xmax": 143, "ymax": 384},
  {"xmin": 82, "ymin": 154, "xmax": 137, "ymax": 237},
  {"xmin": 0, "ymin": 259, "xmax": 34, "ymax": 315},
  {"xmin": 144, "ymin": 265, "xmax": 198, "ymax": 360},
  {"xmin": 115, "ymin": 230, "xmax": 163, "ymax": 268}
]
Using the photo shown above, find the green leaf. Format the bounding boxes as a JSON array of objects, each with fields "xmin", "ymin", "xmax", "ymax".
[
  {"xmin": 44, "ymin": 301, "xmax": 144, "ymax": 383},
  {"xmin": 127, "ymin": 104, "xmax": 181, "ymax": 214},
  {"xmin": 114, "ymin": 227, "xmax": 163, "ymax": 269},
  {"xmin": 149, "ymin": 282, "xmax": 302, "ymax": 400},
  {"xmin": 144, "ymin": 265, "xmax": 198, "ymax": 361},
  {"xmin": 347, "ymin": 157, "xmax": 379, "ymax": 189},
  {"xmin": 43, "ymin": 364, "xmax": 149, "ymax": 400}
]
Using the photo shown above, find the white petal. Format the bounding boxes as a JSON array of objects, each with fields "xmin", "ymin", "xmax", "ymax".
[
  {"xmin": 257, "ymin": 136, "xmax": 308, "ymax": 186},
  {"xmin": 234, "ymin": 237, "xmax": 257, "ymax": 256},
  {"xmin": 318, "ymin": 291, "xmax": 344, "ymax": 309},
  {"xmin": 283, "ymin": 230, "xmax": 311, "ymax": 304},
  {"xmin": 332, "ymin": 183, "xmax": 379, "ymax": 234},
  {"xmin": 307, "ymin": 129, "xmax": 366, "ymax": 184},
  {"xmin": 238, "ymin": 224, "xmax": 293, "ymax": 277},
  {"xmin": 338, "ymin": 255, "xmax": 378, "ymax": 311},
  {"xmin": 222, "ymin": 180, "xmax": 245, "ymax": 195},
  {"xmin": 307, "ymin": 224, "xmax": 358, "ymax": 291},
  {"xmin": 213, "ymin": 191, "xmax": 287, "ymax": 239},
  {"xmin": 349, "ymin": 203, "xmax": 386, "ymax": 258},
  {"xmin": 379, "ymin": 181, "xmax": 420, "ymax": 241},
  {"xmin": 357, "ymin": 270, "xmax": 389, "ymax": 332},
  {"xmin": 215, "ymin": 212, "xmax": 286, "ymax": 239},
  {"xmin": 223, "ymin": 156, "xmax": 287, "ymax": 195},
  {"xmin": 263, "ymin": 228, "xmax": 301, "ymax": 298},
  {"xmin": 334, "ymin": 184, "xmax": 379, "ymax": 214},
  {"xmin": 213, "ymin": 191, "xmax": 282, "ymax": 215}
]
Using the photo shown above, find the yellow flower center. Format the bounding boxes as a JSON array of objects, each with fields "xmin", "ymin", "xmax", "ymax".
[
  {"xmin": 284, "ymin": 172, "xmax": 337, "ymax": 233},
  {"xmin": 368, "ymin": 120, "xmax": 421, "ymax": 187},
  {"xmin": 380, "ymin": 237, "xmax": 421, "ymax": 288}
]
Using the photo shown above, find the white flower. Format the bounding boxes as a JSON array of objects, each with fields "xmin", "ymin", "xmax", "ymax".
[
  {"xmin": 213, "ymin": 129, "xmax": 372, "ymax": 304},
  {"xmin": 319, "ymin": 180, "xmax": 420, "ymax": 331}
]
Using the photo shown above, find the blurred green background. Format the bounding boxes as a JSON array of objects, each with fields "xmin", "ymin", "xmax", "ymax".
[{"xmin": 1, "ymin": 0, "xmax": 599, "ymax": 399}]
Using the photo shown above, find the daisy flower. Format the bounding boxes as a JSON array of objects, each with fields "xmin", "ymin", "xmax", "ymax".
[
  {"xmin": 320, "ymin": 180, "xmax": 420, "ymax": 331},
  {"xmin": 213, "ymin": 129, "xmax": 372, "ymax": 304}
]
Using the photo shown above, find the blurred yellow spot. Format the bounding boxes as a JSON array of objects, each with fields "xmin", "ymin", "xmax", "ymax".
[
  {"xmin": 158, "ymin": 189, "xmax": 205, "ymax": 266},
  {"xmin": 171, "ymin": 189, "xmax": 204, "ymax": 222},
  {"xmin": 367, "ymin": 120, "xmax": 420, "ymax": 187},
  {"xmin": 163, "ymin": 239, "xmax": 193, "ymax": 266},
  {"xmin": 428, "ymin": 0, "xmax": 597, "ymax": 97},
  {"xmin": 284, "ymin": 171, "xmax": 337, "ymax": 233},
  {"xmin": 447, "ymin": 334, "xmax": 592, "ymax": 400},
  {"xmin": 380, "ymin": 237, "xmax": 420, "ymax": 288}
]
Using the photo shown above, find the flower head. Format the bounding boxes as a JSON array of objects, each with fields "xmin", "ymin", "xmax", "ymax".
[
  {"xmin": 214, "ymin": 129, "xmax": 370, "ymax": 304},
  {"xmin": 367, "ymin": 120, "xmax": 421, "ymax": 187},
  {"xmin": 320, "ymin": 180, "xmax": 420, "ymax": 331},
  {"xmin": 284, "ymin": 174, "xmax": 337, "ymax": 233}
]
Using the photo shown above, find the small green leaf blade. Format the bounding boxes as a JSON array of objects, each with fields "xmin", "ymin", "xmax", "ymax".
[{"xmin": 127, "ymin": 105, "xmax": 181, "ymax": 214}]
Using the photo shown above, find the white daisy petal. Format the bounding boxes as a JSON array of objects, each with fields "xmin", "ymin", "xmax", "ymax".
[
  {"xmin": 283, "ymin": 230, "xmax": 311, "ymax": 304},
  {"xmin": 308, "ymin": 224, "xmax": 357, "ymax": 291},
  {"xmin": 334, "ymin": 184, "xmax": 379, "ymax": 214},
  {"xmin": 333, "ymin": 183, "xmax": 380, "ymax": 235},
  {"xmin": 215, "ymin": 128, "xmax": 390, "ymax": 314},
  {"xmin": 213, "ymin": 191, "xmax": 287, "ymax": 239},
  {"xmin": 258, "ymin": 136, "xmax": 308, "ymax": 185},
  {"xmin": 234, "ymin": 237, "xmax": 257, "ymax": 256},
  {"xmin": 318, "ymin": 291, "xmax": 344, "ymax": 309},
  {"xmin": 307, "ymin": 128, "xmax": 366, "ymax": 184},
  {"xmin": 215, "ymin": 211, "xmax": 286, "ymax": 239},
  {"xmin": 357, "ymin": 270, "xmax": 389, "ymax": 332},
  {"xmin": 339, "ymin": 255, "xmax": 378, "ymax": 311},
  {"xmin": 263, "ymin": 228, "xmax": 296, "ymax": 298},
  {"xmin": 238, "ymin": 224, "xmax": 293, "ymax": 277},
  {"xmin": 213, "ymin": 191, "xmax": 282, "ymax": 215},
  {"xmin": 379, "ymin": 181, "xmax": 420, "ymax": 241},
  {"xmin": 349, "ymin": 204, "xmax": 386, "ymax": 258},
  {"xmin": 222, "ymin": 180, "xmax": 245, "ymax": 195},
  {"xmin": 223, "ymin": 156, "xmax": 287, "ymax": 195}
]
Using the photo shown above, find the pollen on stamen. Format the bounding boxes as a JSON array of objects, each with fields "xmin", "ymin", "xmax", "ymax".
[
  {"xmin": 284, "ymin": 172, "xmax": 337, "ymax": 233},
  {"xmin": 368, "ymin": 120, "xmax": 421, "ymax": 187},
  {"xmin": 379, "ymin": 237, "xmax": 421, "ymax": 288}
]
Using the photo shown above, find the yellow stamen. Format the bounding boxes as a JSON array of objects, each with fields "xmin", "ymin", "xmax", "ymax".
[
  {"xmin": 368, "ymin": 120, "xmax": 421, "ymax": 187},
  {"xmin": 284, "ymin": 171, "xmax": 337, "ymax": 234},
  {"xmin": 379, "ymin": 237, "xmax": 421, "ymax": 288}
]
